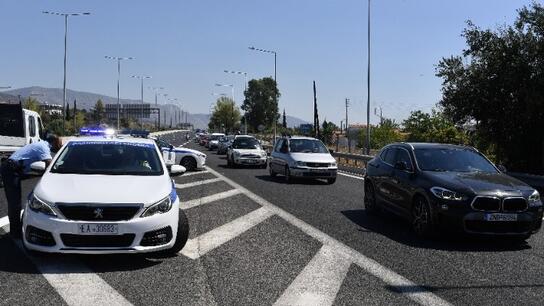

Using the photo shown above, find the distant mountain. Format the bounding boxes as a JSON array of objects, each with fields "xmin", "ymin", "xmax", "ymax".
[
  {"xmin": 0, "ymin": 92, "xmax": 19, "ymax": 103},
  {"xmin": 4, "ymin": 86, "xmax": 309, "ymax": 130}
]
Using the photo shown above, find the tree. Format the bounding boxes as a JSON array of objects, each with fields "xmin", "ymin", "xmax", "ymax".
[
  {"xmin": 357, "ymin": 119, "xmax": 405, "ymax": 150},
  {"xmin": 208, "ymin": 97, "xmax": 241, "ymax": 133},
  {"xmin": 282, "ymin": 109, "xmax": 287, "ymax": 129},
  {"xmin": 65, "ymin": 104, "xmax": 71, "ymax": 121},
  {"xmin": 403, "ymin": 110, "xmax": 467, "ymax": 144},
  {"xmin": 92, "ymin": 99, "xmax": 105, "ymax": 123},
  {"xmin": 321, "ymin": 120, "xmax": 337, "ymax": 145},
  {"xmin": 23, "ymin": 97, "xmax": 40, "ymax": 113},
  {"xmin": 436, "ymin": 3, "xmax": 544, "ymax": 173},
  {"xmin": 242, "ymin": 77, "xmax": 280, "ymax": 131}
]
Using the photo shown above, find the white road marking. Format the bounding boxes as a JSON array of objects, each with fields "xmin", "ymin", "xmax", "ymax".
[
  {"xmin": 13, "ymin": 240, "xmax": 132, "ymax": 306},
  {"xmin": 0, "ymin": 215, "xmax": 9, "ymax": 229},
  {"xmin": 182, "ymin": 189, "xmax": 242, "ymax": 210},
  {"xmin": 180, "ymin": 170, "xmax": 210, "ymax": 177},
  {"xmin": 175, "ymin": 178, "xmax": 222, "ymax": 189},
  {"xmin": 338, "ymin": 171, "xmax": 365, "ymax": 180},
  {"xmin": 206, "ymin": 166, "xmax": 451, "ymax": 306},
  {"xmin": 181, "ymin": 207, "xmax": 273, "ymax": 259},
  {"xmin": 274, "ymin": 244, "xmax": 352, "ymax": 306}
]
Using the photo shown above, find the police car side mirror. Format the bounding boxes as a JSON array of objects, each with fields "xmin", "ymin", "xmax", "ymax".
[
  {"xmin": 30, "ymin": 161, "xmax": 47, "ymax": 173},
  {"xmin": 169, "ymin": 165, "xmax": 186, "ymax": 176}
]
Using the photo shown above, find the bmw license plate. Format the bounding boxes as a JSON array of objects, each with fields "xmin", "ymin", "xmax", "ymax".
[
  {"xmin": 485, "ymin": 213, "xmax": 517, "ymax": 222},
  {"xmin": 78, "ymin": 224, "xmax": 118, "ymax": 235}
]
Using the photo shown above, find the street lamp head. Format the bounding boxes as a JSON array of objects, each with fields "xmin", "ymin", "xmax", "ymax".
[{"xmin": 248, "ymin": 46, "xmax": 255, "ymax": 50}]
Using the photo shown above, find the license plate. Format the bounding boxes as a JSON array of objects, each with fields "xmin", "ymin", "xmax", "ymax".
[
  {"xmin": 77, "ymin": 224, "xmax": 119, "ymax": 234},
  {"xmin": 246, "ymin": 160, "xmax": 257, "ymax": 163},
  {"xmin": 309, "ymin": 168, "xmax": 323, "ymax": 172},
  {"xmin": 485, "ymin": 213, "xmax": 517, "ymax": 222}
]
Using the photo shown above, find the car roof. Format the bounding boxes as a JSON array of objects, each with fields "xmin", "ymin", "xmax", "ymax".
[
  {"xmin": 66, "ymin": 136, "xmax": 156, "ymax": 145},
  {"xmin": 288, "ymin": 136, "xmax": 318, "ymax": 140},
  {"xmin": 388, "ymin": 142, "xmax": 475, "ymax": 151},
  {"xmin": 234, "ymin": 135, "xmax": 255, "ymax": 139}
]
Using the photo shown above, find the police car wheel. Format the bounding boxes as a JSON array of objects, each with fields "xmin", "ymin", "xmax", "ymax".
[
  {"xmin": 163, "ymin": 210, "xmax": 189, "ymax": 255},
  {"xmin": 181, "ymin": 157, "xmax": 197, "ymax": 171}
]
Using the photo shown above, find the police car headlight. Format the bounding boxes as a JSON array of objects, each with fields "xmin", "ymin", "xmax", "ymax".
[
  {"xmin": 28, "ymin": 194, "xmax": 57, "ymax": 217},
  {"xmin": 529, "ymin": 190, "xmax": 542, "ymax": 207},
  {"xmin": 141, "ymin": 196, "xmax": 172, "ymax": 218}
]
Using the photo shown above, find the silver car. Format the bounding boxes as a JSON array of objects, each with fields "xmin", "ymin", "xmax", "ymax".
[{"xmin": 269, "ymin": 136, "xmax": 338, "ymax": 184}]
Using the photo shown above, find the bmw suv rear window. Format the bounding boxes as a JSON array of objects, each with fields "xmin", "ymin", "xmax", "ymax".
[{"xmin": 51, "ymin": 141, "xmax": 163, "ymax": 175}]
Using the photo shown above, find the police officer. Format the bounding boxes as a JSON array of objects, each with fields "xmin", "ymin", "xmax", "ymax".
[{"xmin": 1, "ymin": 135, "xmax": 62, "ymax": 239}]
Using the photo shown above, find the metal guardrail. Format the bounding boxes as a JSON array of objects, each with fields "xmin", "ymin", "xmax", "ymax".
[{"xmin": 331, "ymin": 152, "xmax": 374, "ymax": 175}]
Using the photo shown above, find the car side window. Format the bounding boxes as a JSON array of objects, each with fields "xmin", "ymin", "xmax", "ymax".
[
  {"xmin": 384, "ymin": 148, "xmax": 397, "ymax": 165},
  {"xmin": 28, "ymin": 116, "xmax": 36, "ymax": 137},
  {"xmin": 274, "ymin": 139, "xmax": 284, "ymax": 152},
  {"xmin": 380, "ymin": 148, "xmax": 389, "ymax": 161},
  {"xmin": 280, "ymin": 140, "xmax": 289, "ymax": 153},
  {"xmin": 396, "ymin": 149, "xmax": 413, "ymax": 171}
]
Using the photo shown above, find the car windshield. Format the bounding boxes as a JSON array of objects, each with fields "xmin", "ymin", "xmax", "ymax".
[
  {"xmin": 51, "ymin": 141, "xmax": 163, "ymax": 175},
  {"xmin": 414, "ymin": 148, "xmax": 497, "ymax": 173},
  {"xmin": 210, "ymin": 135, "xmax": 223, "ymax": 140},
  {"xmin": 232, "ymin": 138, "xmax": 260, "ymax": 149},
  {"xmin": 289, "ymin": 139, "xmax": 329, "ymax": 153}
]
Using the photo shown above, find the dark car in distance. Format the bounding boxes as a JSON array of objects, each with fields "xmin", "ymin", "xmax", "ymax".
[{"xmin": 364, "ymin": 143, "xmax": 543, "ymax": 241}]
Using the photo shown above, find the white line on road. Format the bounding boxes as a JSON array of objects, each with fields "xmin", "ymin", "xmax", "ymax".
[
  {"xmin": 338, "ymin": 171, "xmax": 365, "ymax": 180},
  {"xmin": 205, "ymin": 166, "xmax": 451, "ymax": 306},
  {"xmin": 180, "ymin": 170, "xmax": 210, "ymax": 177},
  {"xmin": 181, "ymin": 207, "xmax": 273, "ymax": 259},
  {"xmin": 274, "ymin": 244, "xmax": 352, "ymax": 306},
  {"xmin": 13, "ymin": 240, "xmax": 132, "ymax": 306},
  {"xmin": 0, "ymin": 215, "xmax": 9, "ymax": 229},
  {"xmin": 175, "ymin": 178, "xmax": 222, "ymax": 189},
  {"xmin": 182, "ymin": 189, "xmax": 242, "ymax": 210}
]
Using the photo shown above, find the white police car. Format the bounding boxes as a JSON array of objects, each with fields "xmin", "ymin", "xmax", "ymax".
[
  {"xmin": 22, "ymin": 137, "xmax": 189, "ymax": 254},
  {"xmin": 153, "ymin": 137, "xmax": 206, "ymax": 171}
]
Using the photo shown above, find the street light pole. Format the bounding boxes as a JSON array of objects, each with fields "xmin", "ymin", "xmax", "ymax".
[
  {"xmin": 105, "ymin": 56, "xmax": 134, "ymax": 130},
  {"xmin": 224, "ymin": 70, "xmax": 249, "ymax": 134},
  {"xmin": 43, "ymin": 11, "xmax": 90, "ymax": 134},
  {"xmin": 131, "ymin": 75, "xmax": 151, "ymax": 128},
  {"xmin": 248, "ymin": 46, "xmax": 278, "ymax": 143},
  {"xmin": 215, "ymin": 84, "xmax": 234, "ymax": 133},
  {"xmin": 366, "ymin": 0, "xmax": 372, "ymax": 155}
]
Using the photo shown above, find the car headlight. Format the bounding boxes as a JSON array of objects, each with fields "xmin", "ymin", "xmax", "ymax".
[
  {"xmin": 330, "ymin": 162, "xmax": 337, "ymax": 167},
  {"xmin": 261, "ymin": 151, "xmax": 267, "ymax": 157},
  {"xmin": 233, "ymin": 151, "xmax": 240, "ymax": 157},
  {"xmin": 141, "ymin": 196, "xmax": 173, "ymax": 218},
  {"xmin": 430, "ymin": 187, "xmax": 466, "ymax": 201},
  {"xmin": 296, "ymin": 161, "xmax": 306, "ymax": 167},
  {"xmin": 28, "ymin": 194, "xmax": 57, "ymax": 217},
  {"xmin": 529, "ymin": 190, "xmax": 542, "ymax": 207}
]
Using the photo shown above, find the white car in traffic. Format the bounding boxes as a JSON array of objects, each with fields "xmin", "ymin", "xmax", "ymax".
[
  {"xmin": 22, "ymin": 137, "xmax": 189, "ymax": 254},
  {"xmin": 153, "ymin": 137, "xmax": 206, "ymax": 171},
  {"xmin": 226, "ymin": 135, "xmax": 268, "ymax": 168},
  {"xmin": 269, "ymin": 136, "xmax": 338, "ymax": 184}
]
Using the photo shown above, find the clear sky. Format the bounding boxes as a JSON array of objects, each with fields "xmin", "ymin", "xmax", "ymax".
[{"xmin": 0, "ymin": 0, "xmax": 534, "ymax": 125}]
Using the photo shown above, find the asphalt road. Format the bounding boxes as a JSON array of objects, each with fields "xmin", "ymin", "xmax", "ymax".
[{"xmin": 1, "ymin": 131, "xmax": 543, "ymax": 305}]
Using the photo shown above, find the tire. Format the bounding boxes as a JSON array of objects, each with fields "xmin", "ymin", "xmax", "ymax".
[
  {"xmin": 269, "ymin": 164, "xmax": 277, "ymax": 177},
  {"xmin": 163, "ymin": 210, "xmax": 189, "ymax": 255},
  {"xmin": 327, "ymin": 178, "xmax": 336, "ymax": 184},
  {"xmin": 364, "ymin": 181, "xmax": 379, "ymax": 214},
  {"xmin": 285, "ymin": 166, "xmax": 292, "ymax": 184},
  {"xmin": 181, "ymin": 157, "xmax": 197, "ymax": 171},
  {"xmin": 412, "ymin": 196, "xmax": 434, "ymax": 238}
]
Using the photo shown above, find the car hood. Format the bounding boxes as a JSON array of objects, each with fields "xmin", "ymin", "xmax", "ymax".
[
  {"xmin": 426, "ymin": 171, "xmax": 534, "ymax": 195},
  {"xmin": 233, "ymin": 148, "xmax": 265, "ymax": 154},
  {"xmin": 289, "ymin": 153, "xmax": 336, "ymax": 163},
  {"xmin": 34, "ymin": 173, "xmax": 172, "ymax": 205}
]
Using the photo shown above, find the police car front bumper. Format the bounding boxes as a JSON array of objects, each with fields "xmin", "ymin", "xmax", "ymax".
[{"xmin": 22, "ymin": 199, "xmax": 180, "ymax": 254}]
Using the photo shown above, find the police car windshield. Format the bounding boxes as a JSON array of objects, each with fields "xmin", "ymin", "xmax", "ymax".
[
  {"xmin": 51, "ymin": 141, "xmax": 163, "ymax": 175},
  {"xmin": 289, "ymin": 139, "xmax": 329, "ymax": 153},
  {"xmin": 232, "ymin": 137, "xmax": 260, "ymax": 149}
]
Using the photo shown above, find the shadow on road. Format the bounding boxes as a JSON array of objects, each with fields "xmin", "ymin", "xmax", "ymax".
[
  {"xmin": 0, "ymin": 233, "xmax": 171, "ymax": 274},
  {"xmin": 341, "ymin": 209, "xmax": 531, "ymax": 252},
  {"xmin": 255, "ymin": 175, "xmax": 331, "ymax": 185}
]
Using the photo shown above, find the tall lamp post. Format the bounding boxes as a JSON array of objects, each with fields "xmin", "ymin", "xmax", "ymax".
[
  {"xmin": 105, "ymin": 56, "xmax": 134, "ymax": 130},
  {"xmin": 131, "ymin": 75, "xmax": 151, "ymax": 128},
  {"xmin": 366, "ymin": 0, "xmax": 372, "ymax": 154},
  {"xmin": 224, "ymin": 70, "xmax": 249, "ymax": 134},
  {"xmin": 248, "ymin": 46, "xmax": 277, "ymax": 142},
  {"xmin": 43, "ymin": 11, "xmax": 90, "ymax": 133}
]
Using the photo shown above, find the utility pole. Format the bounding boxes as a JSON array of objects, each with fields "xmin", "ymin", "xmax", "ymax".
[
  {"xmin": 313, "ymin": 81, "xmax": 319, "ymax": 139},
  {"xmin": 366, "ymin": 0, "xmax": 372, "ymax": 155},
  {"xmin": 345, "ymin": 98, "xmax": 350, "ymax": 153}
]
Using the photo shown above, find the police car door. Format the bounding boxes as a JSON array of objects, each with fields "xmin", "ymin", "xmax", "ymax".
[{"xmin": 157, "ymin": 139, "xmax": 176, "ymax": 166}]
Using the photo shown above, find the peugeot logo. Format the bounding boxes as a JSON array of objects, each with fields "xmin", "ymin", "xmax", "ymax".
[{"xmin": 93, "ymin": 208, "xmax": 104, "ymax": 219}]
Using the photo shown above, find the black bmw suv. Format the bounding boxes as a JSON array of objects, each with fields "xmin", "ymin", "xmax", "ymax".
[{"xmin": 364, "ymin": 143, "xmax": 543, "ymax": 240}]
